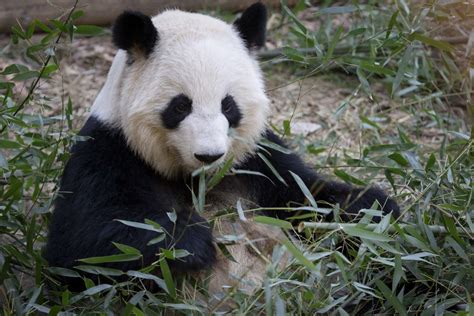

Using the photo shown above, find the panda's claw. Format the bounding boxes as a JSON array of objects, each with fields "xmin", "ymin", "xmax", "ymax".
[
  {"xmin": 167, "ymin": 211, "xmax": 216, "ymax": 272},
  {"xmin": 344, "ymin": 186, "xmax": 400, "ymax": 219}
]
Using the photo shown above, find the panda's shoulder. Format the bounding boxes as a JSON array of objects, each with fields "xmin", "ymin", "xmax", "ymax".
[
  {"xmin": 72, "ymin": 116, "xmax": 133, "ymax": 161},
  {"xmin": 62, "ymin": 116, "xmax": 157, "ymax": 187}
]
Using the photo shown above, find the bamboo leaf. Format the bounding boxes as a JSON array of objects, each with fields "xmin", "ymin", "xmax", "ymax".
[
  {"xmin": 409, "ymin": 33, "xmax": 454, "ymax": 51},
  {"xmin": 159, "ymin": 258, "xmax": 176, "ymax": 298},
  {"xmin": 334, "ymin": 169, "xmax": 367, "ymax": 186},
  {"xmin": 127, "ymin": 271, "xmax": 168, "ymax": 292},
  {"xmin": 342, "ymin": 226, "xmax": 394, "ymax": 242},
  {"xmin": 254, "ymin": 216, "xmax": 292, "ymax": 229},
  {"xmin": 115, "ymin": 219, "xmax": 163, "ymax": 233},
  {"xmin": 375, "ymin": 280, "xmax": 407, "ymax": 316},
  {"xmin": 385, "ymin": 11, "xmax": 399, "ymax": 39},
  {"xmin": 74, "ymin": 25, "xmax": 104, "ymax": 35},
  {"xmin": 207, "ymin": 157, "xmax": 234, "ymax": 190},
  {"xmin": 78, "ymin": 253, "xmax": 141, "ymax": 264},
  {"xmin": 358, "ymin": 60, "xmax": 395, "ymax": 76},
  {"xmin": 325, "ymin": 26, "xmax": 343, "ymax": 63},
  {"xmin": 74, "ymin": 265, "xmax": 123, "ymax": 276},
  {"xmin": 112, "ymin": 242, "xmax": 141, "ymax": 255},
  {"xmin": 281, "ymin": 237, "xmax": 316, "ymax": 270},
  {"xmin": 289, "ymin": 171, "xmax": 318, "ymax": 208},
  {"xmin": 393, "ymin": 45, "xmax": 413, "ymax": 96},
  {"xmin": 319, "ymin": 6, "xmax": 357, "ymax": 15},
  {"xmin": 258, "ymin": 152, "xmax": 287, "ymax": 185}
]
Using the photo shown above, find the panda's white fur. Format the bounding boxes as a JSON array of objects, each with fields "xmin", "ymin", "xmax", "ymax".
[
  {"xmin": 89, "ymin": 9, "xmax": 279, "ymax": 299},
  {"xmin": 92, "ymin": 10, "xmax": 270, "ymax": 178}
]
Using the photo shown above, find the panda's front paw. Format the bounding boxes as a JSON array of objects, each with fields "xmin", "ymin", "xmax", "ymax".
[
  {"xmin": 345, "ymin": 187, "xmax": 400, "ymax": 219},
  {"xmin": 169, "ymin": 211, "xmax": 216, "ymax": 272}
]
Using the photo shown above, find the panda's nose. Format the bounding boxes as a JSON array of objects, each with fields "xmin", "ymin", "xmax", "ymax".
[{"xmin": 194, "ymin": 153, "xmax": 224, "ymax": 164}]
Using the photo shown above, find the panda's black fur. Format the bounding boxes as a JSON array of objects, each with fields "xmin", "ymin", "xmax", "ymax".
[
  {"xmin": 44, "ymin": 3, "xmax": 400, "ymax": 290},
  {"xmin": 46, "ymin": 117, "xmax": 215, "ymax": 272},
  {"xmin": 112, "ymin": 10, "xmax": 158, "ymax": 57},
  {"xmin": 233, "ymin": 2, "xmax": 267, "ymax": 49},
  {"xmin": 45, "ymin": 118, "xmax": 399, "ymax": 287}
]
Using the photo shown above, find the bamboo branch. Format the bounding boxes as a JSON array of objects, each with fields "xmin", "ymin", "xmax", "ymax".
[
  {"xmin": 0, "ymin": 0, "xmax": 79, "ymax": 133},
  {"xmin": 258, "ymin": 36, "xmax": 469, "ymax": 59},
  {"xmin": 298, "ymin": 222, "xmax": 471, "ymax": 236}
]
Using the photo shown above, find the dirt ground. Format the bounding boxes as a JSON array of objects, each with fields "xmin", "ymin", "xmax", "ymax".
[
  {"xmin": 0, "ymin": 33, "xmax": 400, "ymax": 146},
  {"xmin": 2, "ymin": 0, "xmax": 470, "ymax": 155},
  {"xmin": 0, "ymin": 29, "xmax": 467, "ymax": 174}
]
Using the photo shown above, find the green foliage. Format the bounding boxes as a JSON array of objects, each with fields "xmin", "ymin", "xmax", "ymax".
[
  {"xmin": 0, "ymin": 1, "xmax": 472, "ymax": 315},
  {"xmin": 265, "ymin": 1, "xmax": 472, "ymax": 314},
  {"xmin": 270, "ymin": 1, "xmax": 471, "ymax": 108}
]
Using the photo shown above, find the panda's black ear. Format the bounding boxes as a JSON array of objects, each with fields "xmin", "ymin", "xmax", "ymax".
[
  {"xmin": 112, "ymin": 11, "xmax": 158, "ymax": 58},
  {"xmin": 234, "ymin": 2, "xmax": 267, "ymax": 50}
]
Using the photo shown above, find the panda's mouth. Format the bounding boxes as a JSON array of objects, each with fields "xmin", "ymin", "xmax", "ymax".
[{"xmin": 188, "ymin": 153, "xmax": 230, "ymax": 175}]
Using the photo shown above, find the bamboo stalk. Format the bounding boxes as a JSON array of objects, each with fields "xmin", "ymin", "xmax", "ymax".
[{"xmin": 298, "ymin": 222, "xmax": 472, "ymax": 236}]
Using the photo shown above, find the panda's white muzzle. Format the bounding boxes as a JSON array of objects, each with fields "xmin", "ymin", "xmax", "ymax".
[{"xmin": 169, "ymin": 111, "xmax": 229, "ymax": 169}]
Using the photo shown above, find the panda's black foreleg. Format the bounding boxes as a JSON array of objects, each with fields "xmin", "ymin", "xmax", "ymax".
[
  {"xmin": 296, "ymin": 176, "xmax": 400, "ymax": 220},
  {"xmin": 164, "ymin": 209, "xmax": 217, "ymax": 271},
  {"xmin": 46, "ymin": 204, "xmax": 216, "ymax": 280},
  {"xmin": 99, "ymin": 207, "xmax": 217, "ymax": 273},
  {"xmin": 237, "ymin": 130, "xmax": 399, "ymax": 221}
]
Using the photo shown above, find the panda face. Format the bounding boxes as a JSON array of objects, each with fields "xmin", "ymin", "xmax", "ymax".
[{"xmin": 92, "ymin": 5, "xmax": 269, "ymax": 178}]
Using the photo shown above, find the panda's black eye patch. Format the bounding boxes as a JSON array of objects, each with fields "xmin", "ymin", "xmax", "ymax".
[
  {"xmin": 221, "ymin": 95, "xmax": 242, "ymax": 128},
  {"xmin": 161, "ymin": 94, "xmax": 192, "ymax": 129}
]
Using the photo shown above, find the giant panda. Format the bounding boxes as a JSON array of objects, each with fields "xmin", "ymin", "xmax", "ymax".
[{"xmin": 45, "ymin": 2, "xmax": 399, "ymax": 300}]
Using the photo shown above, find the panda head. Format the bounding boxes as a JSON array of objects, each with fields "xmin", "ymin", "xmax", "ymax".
[{"xmin": 91, "ymin": 3, "xmax": 269, "ymax": 178}]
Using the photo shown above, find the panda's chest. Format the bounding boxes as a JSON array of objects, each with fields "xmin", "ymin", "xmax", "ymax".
[
  {"xmin": 152, "ymin": 175, "xmax": 254, "ymax": 217},
  {"xmin": 195, "ymin": 176, "xmax": 255, "ymax": 218}
]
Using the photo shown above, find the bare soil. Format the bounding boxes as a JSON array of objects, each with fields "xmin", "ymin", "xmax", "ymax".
[{"xmin": 0, "ymin": 30, "xmax": 466, "ymax": 183}]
